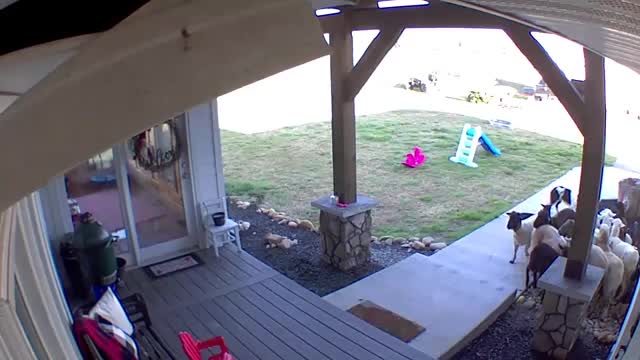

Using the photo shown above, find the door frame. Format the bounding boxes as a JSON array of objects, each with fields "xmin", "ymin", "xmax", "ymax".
[{"xmin": 116, "ymin": 114, "xmax": 199, "ymax": 266}]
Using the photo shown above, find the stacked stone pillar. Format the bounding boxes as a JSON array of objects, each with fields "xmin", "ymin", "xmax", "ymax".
[
  {"xmin": 312, "ymin": 195, "xmax": 377, "ymax": 271},
  {"xmin": 533, "ymin": 257, "xmax": 604, "ymax": 359},
  {"xmin": 533, "ymin": 292, "xmax": 588, "ymax": 358}
]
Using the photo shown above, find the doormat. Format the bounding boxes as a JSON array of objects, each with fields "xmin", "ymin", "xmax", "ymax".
[
  {"xmin": 348, "ymin": 300, "xmax": 425, "ymax": 342},
  {"xmin": 145, "ymin": 254, "xmax": 203, "ymax": 279}
]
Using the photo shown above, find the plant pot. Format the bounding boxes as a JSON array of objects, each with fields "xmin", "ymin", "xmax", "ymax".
[{"xmin": 212, "ymin": 212, "xmax": 226, "ymax": 226}]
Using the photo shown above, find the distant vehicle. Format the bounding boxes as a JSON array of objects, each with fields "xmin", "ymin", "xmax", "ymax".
[
  {"xmin": 534, "ymin": 80, "xmax": 554, "ymax": 101},
  {"xmin": 520, "ymin": 86, "xmax": 535, "ymax": 97},
  {"xmin": 408, "ymin": 78, "xmax": 427, "ymax": 92}
]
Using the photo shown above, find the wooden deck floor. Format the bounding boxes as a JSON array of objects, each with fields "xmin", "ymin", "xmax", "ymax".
[{"xmin": 121, "ymin": 246, "xmax": 433, "ymax": 360}]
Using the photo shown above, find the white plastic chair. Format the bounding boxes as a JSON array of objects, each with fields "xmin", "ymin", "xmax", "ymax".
[{"xmin": 200, "ymin": 200, "xmax": 241, "ymax": 257}]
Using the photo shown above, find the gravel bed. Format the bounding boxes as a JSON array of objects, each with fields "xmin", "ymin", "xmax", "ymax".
[
  {"xmin": 454, "ymin": 288, "xmax": 612, "ymax": 360},
  {"xmin": 228, "ymin": 203, "xmax": 431, "ymax": 296}
]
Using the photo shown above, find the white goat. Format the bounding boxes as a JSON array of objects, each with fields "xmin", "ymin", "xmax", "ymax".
[
  {"xmin": 531, "ymin": 224, "xmax": 568, "ymax": 255},
  {"xmin": 506, "ymin": 211, "xmax": 535, "ymax": 264},
  {"xmin": 608, "ymin": 221, "xmax": 640, "ymax": 299},
  {"xmin": 596, "ymin": 225, "xmax": 624, "ymax": 306},
  {"xmin": 589, "ymin": 244, "xmax": 608, "ymax": 269}
]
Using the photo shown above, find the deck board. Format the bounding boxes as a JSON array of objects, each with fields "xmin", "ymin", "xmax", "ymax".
[
  {"xmin": 250, "ymin": 282, "xmax": 377, "ymax": 360},
  {"xmin": 225, "ymin": 291, "xmax": 331, "ymax": 360},
  {"xmin": 236, "ymin": 288, "xmax": 350, "ymax": 360},
  {"xmin": 123, "ymin": 246, "xmax": 434, "ymax": 360},
  {"xmin": 273, "ymin": 276, "xmax": 434, "ymax": 360}
]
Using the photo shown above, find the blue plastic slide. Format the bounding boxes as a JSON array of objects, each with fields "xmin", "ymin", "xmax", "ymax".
[{"xmin": 479, "ymin": 133, "xmax": 501, "ymax": 156}]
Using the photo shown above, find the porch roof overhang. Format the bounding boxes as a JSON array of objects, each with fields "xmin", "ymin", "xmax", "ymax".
[
  {"xmin": 444, "ymin": 0, "xmax": 640, "ymax": 75},
  {"xmin": 0, "ymin": 0, "xmax": 329, "ymax": 212}
]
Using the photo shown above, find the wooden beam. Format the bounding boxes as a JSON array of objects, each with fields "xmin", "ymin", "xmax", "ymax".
[
  {"xmin": 319, "ymin": 3, "xmax": 518, "ymax": 33},
  {"xmin": 505, "ymin": 27, "xmax": 586, "ymax": 135},
  {"xmin": 330, "ymin": 11, "xmax": 357, "ymax": 203},
  {"xmin": 564, "ymin": 49, "xmax": 606, "ymax": 280},
  {"xmin": 347, "ymin": 25, "xmax": 404, "ymax": 99}
]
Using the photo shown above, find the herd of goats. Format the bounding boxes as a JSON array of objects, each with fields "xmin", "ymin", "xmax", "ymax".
[{"xmin": 506, "ymin": 186, "xmax": 640, "ymax": 310}]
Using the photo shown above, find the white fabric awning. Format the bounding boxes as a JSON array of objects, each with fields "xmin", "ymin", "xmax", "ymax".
[
  {"xmin": 445, "ymin": 0, "xmax": 640, "ymax": 74},
  {"xmin": 0, "ymin": 0, "xmax": 328, "ymax": 211}
]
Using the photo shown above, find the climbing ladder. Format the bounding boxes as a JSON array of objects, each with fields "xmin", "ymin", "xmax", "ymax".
[{"xmin": 449, "ymin": 124, "xmax": 483, "ymax": 168}]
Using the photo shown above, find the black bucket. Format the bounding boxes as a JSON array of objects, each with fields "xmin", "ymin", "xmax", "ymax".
[{"xmin": 212, "ymin": 212, "xmax": 226, "ymax": 226}]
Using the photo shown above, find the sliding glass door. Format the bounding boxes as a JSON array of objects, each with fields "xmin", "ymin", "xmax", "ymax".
[
  {"xmin": 62, "ymin": 115, "xmax": 197, "ymax": 267},
  {"xmin": 124, "ymin": 115, "xmax": 197, "ymax": 263}
]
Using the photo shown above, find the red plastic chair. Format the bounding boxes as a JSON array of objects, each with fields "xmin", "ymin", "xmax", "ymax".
[{"xmin": 179, "ymin": 332, "xmax": 234, "ymax": 360}]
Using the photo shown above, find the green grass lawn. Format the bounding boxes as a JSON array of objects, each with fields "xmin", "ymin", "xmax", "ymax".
[{"xmin": 221, "ymin": 110, "xmax": 613, "ymax": 243}]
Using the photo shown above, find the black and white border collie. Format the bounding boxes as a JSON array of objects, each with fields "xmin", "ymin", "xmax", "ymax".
[{"xmin": 550, "ymin": 186, "xmax": 574, "ymax": 214}]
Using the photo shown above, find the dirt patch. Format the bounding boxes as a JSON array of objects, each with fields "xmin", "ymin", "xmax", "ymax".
[{"xmin": 228, "ymin": 202, "xmax": 430, "ymax": 296}]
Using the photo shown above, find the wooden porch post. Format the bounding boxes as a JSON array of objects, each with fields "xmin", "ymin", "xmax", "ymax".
[
  {"xmin": 330, "ymin": 10, "xmax": 357, "ymax": 203},
  {"xmin": 564, "ymin": 49, "xmax": 606, "ymax": 280}
]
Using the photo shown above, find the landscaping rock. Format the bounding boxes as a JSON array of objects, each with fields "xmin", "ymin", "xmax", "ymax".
[
  {"xmin": 384, "ymin": 239, "xmax": 394, "ymax": 246},
  {"xmin": 239, "ymin": 221, "xmax": 251, "ymax": 231},
  {"xmin": 236, "ymin": 200, "xmax": 251, "ymax": 209},
  {"xmin": 401, "ymin": 243, "xmax": 412, "ymax": 248},
  {"xmin": 421, "ymin": 236, "xmax": 434, "ymax": 246},
  {"xmin": 278, "ymin": 238, "xmax": 298, "ymax": 249},
  {"xmin": 411, "ymin": 241, "xmax": 426, "ymax": 250},
  {"xmin": 278, "ymin": 219, "xmax": 288, "ymax": 225},
  {"xmin": 408, "ymin": 237, "xmax": 420, "ymax": 242},
  {"xmin": 265, "ymin": 233, "xmax": 285, "ymax": 246},
  {"xmin": 298, "ymin": 220, "xmax": 315, "ymax": 231},
  {"xmin": 430, "ymin": 242, "xmax": 447, "ymax": 250},
  {"xmin": 371, "ymin": 236, "xmax": 378, "ymax": 242},
  {"xmin": 394, "ymin": 237, "xmax": 407, "ymax": 243},
  {"xmin": 379, "ymin": 236, "xmax": 392, "ymax": 241},
  {"xmin": 288, "ymin": 221, "xmax": 299, "ymax": 228}
]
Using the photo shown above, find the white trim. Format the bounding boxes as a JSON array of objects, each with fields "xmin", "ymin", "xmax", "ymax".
[
  {"xmin": 210, "ymin": 99, "xmax": 227, "ymax": 213},
  {"xmin": 0, "ymin": 206, "xmax": 16, "ymax": 302},
  {"xmin": 38, "ymin": 177, "xmax": 73, "ymax": 238},
  {"xmin": 0, "ymin": 206, "xmax": 33, "ymax": 360},
  {"xmin": 0, "ymin": 301, "xmax": 36, "ymax": 360},
  {"xmin": 114, "ymin": 143, "xmax": 143, "ymax": 266},
  {"xmin": 185, "ymin": 100, "xmax": 228, "ymax": 250},
  {"xmin": 176, "ymin": 114, "xmax": 198, "ymax": 240},
  {"xmin": 14, "ymin": 195, "xmax": 80, "ymax": 359},
  {"xmin": 611, "ymin": 278, "xmax": 640, "ymax": 359}
]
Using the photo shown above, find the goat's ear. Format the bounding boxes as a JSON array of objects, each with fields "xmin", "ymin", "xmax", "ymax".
[
  {"xmin": 506, "ymin": 212, "xmax": 513, "ymax": 216},
  {"xmin": 520, "ymin": 213, "xmax": 535, "ymax": 221}
]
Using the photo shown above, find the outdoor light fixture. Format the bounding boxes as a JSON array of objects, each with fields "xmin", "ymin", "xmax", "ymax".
[
  {"xmin": 316, "ymin": 8, "xmax": 340, "ymax": 16},
  {"xmin": 378, "ymin": 0, "xmax": 429, "ymax": 8}
]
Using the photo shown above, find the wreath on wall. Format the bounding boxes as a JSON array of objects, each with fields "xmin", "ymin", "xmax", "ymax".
[{"xmin": 129, "ymin": 120, "xmax": 182, "ymax": 172}]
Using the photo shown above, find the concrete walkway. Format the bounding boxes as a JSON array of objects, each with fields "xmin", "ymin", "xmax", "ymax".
[{"xmin": 324, "ymin": 166, "xmax": 639, "ymax": 359}]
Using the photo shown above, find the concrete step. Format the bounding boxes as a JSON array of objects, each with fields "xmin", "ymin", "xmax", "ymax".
[{"xmin": 324, "ymin": 254, "xmax": 515, "ymax": 360}]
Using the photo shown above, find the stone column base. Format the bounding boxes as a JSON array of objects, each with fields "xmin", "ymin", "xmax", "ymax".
[
  {"xmin": 533, "ymin": 293, "xmax": 586, "ymax": 359},
  {"xmin": 319, "ymin": 210, "xmax": 372, "ymax": 271},
  {"xmin": 534, "ymin": 257, "xmax": 605, "ymax": 359}
]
